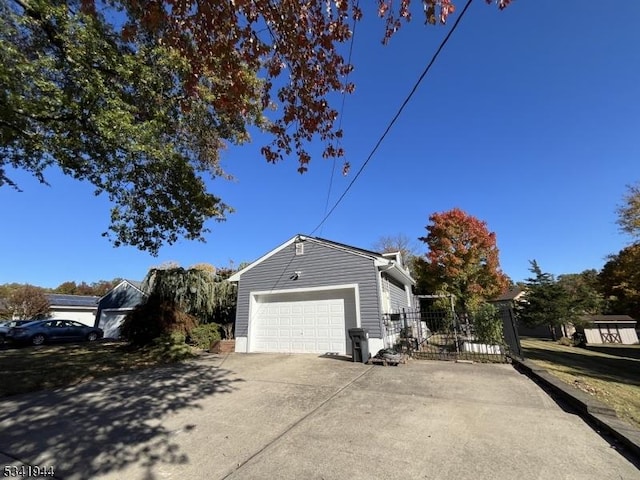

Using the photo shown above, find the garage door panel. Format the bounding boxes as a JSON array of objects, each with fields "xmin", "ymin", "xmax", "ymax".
[
  {"xmin": 251, "ymin": 291, "xmax": 352, "ymax": 354},
  {"xmin": 99, "ymin": 312, "xmax": 128, "ymax": 339}
]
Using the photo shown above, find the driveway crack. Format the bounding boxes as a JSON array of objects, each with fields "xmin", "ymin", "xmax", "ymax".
[{"xmin": 220, "ymin": 365, "xmax": 374, "ymax": 479}]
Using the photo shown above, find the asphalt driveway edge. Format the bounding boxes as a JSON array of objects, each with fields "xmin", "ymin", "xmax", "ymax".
[{"xmin": 511, "ymin": 356, "xmax": 640, "ymax": 462}]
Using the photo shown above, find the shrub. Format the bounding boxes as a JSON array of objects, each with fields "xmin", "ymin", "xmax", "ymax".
[
  {"xmin": 472, "ymin": 303, "xmax": 505, "ymax": 345},
  {"xmin": 148, "ymin": 334, "xmax": 195, "ymax": 362},
  {"xmin": 189, "ymin": 323, "xmax": 221, "ymax": 350},
  {"xmin": 120, "ymin": 295, "xmax": 198, "ymax": 346},
  {"xmin": 557, "ymin": 336, "xmax": 573, "ymax": 346}
]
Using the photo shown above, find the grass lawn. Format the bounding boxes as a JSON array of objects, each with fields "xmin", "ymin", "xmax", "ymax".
[
  {"xmin": 0, "ymin": 340, "xmax": 197, "ymax": 398},
  {"xmin": 521, "ymin": 338, "xmax": 640, "ymax": 429}
]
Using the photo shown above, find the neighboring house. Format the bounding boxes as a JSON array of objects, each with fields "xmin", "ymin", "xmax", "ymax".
[
  {"xmin": 46, "ymin": 294, "xmax": 100, "ymax": 326},
  {"xmin": 491, "ymin": 287, "xmax": 565, "ymax": 339},
  {"xmin": 95, "ymin": 280, "xmax": 147, "ymax": 338},
  {"xmin": 492, "ymin": 287, "xmax": 526, "ymax": 305},
  {"xmin": 578, "ymin": 315, "xmax": 639, "ymax": 345},
  {"xmin": 228, "ymin": 235, "xmax": 415, "ymax": 355}
]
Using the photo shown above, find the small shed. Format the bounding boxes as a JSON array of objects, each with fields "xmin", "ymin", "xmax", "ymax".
[
  {"xmin": 95, "ymin": 280, "xmax": 147, "ymax": 338},
  {"xmin": 580, "ymin": 315, "xmax": 639, "ymax": 345}
]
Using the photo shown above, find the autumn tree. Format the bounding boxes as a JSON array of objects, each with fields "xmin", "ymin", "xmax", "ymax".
[
  {"xmin": 53, "ymin": 281, "xmax": 79, "ymax": 295},
  {"xmin": 2, "ymin": 0, "xmax": 512, "ymax": 254},
  {"xmin": 52, "ymin": 279, "xmax": 121, "ymax": 296},
  {"xmin": 414, "ymin": 208, "xmax": 510, "ymax": 316},
  {"xmin": 599, "ymin": 244, "xmax": 640, "ymax": 320},
  {"xmin": 0, "ymin": 283, "xmax": 24, "ymax": 314},
  {"xmin": 556, "ymin": 270, "xmax": 604, "ymax": 316},
  {"xmin": 90, "ymin": 279, "xmax": 123, "ymax": 296},
  {"xmin": 617, "ymin": 182, "xmax": 640, "ymax": 240},
  {"xmin": 3, "ymin": 284, "xmax": 51, "ymax": 320}
]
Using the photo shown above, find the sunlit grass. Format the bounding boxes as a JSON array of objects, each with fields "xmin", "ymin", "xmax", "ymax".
[{"xmin": 521, "ymin": 338, "xmax": 640, "ymax": 429}]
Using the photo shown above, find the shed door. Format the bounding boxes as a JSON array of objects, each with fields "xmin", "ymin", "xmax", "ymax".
[{"xmin": 250, "ymin": 289, "xmax": 355, "ymax": 354}]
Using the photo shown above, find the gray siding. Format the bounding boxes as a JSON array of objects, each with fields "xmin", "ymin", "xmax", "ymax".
[
  {"xmin": 235, "ymin": 240, "xmax": 383, "ymax": 337},
  {"xmin": 383, "ymin": 273, "xmax": 410, "ymax": 312}
]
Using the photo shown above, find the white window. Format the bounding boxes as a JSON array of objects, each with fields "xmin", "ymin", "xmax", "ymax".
[{"xmin": 295, "ymin": 242, "xmax": 304, "ymax": 255}]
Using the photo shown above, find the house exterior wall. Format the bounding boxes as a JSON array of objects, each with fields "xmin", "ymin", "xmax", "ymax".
[
  {"xmin": 235, "ymin": 240, "xmax": 383, "ymax": 338},
  {"xmin": 381, "ymin": 272, "xmax": 411, "ymax": 313},
  {"xmin": 50, "ymin": 309, "xmax": 96, "ymax": 326},
  {"xmin": 45, "ymin": 294, "xmax": 99, "ymax": 327}
]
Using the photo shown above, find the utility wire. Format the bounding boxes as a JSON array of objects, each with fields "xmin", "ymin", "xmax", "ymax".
[
  {"xmin": 310, "ymin": 0, "xmax": 474, "ymax": 236},
  {"xmin": 320, "ymin": 1, "xmax": 360, "ymax": 236}
]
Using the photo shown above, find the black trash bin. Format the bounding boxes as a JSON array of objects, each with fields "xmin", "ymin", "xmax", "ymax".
[{"xmin": 348, "ymin": 328, "xmax": 370, "ymax": 363}]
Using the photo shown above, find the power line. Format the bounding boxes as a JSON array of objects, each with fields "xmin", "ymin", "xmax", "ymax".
[
  {"xmin": 320, "ymin": 1, "xmax": 360, "ymax": 236},
  {"xmin": 310, "ymin": 0, "xmax": 474, "ymax": 236}
]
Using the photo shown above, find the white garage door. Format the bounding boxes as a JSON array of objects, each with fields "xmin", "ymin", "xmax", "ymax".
[{"xmin": 251, "ymin": 293, "xmax": 350, "ymax": 354}]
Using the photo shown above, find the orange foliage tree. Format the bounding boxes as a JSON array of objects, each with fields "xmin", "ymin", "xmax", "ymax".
[
  {"xmin": 2, "ymin": 0, "xmax": 512, "ymax": 253},
  {"xmin": 415, "ymin": 208, "xmax": 510, "ymax": 315}
]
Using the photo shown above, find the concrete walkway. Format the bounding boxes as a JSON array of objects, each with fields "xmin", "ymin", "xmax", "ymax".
[{"xmin": 1, "ymin": 354, "xmax": 638, "ymax": 479}]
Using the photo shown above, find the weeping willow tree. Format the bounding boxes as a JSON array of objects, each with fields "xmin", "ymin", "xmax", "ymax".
[{"xmin": 142, "ymin": 266, "xmax": 237, "ymax": 324}]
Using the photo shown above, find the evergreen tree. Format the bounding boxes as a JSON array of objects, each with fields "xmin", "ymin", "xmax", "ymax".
[
  {"xmin": 599, "ymin": 244, "xmax": 640, "ymax": 320},
  {"xmin": 516, "ymin": 261, "xmax": 572, "ymax": 340}
]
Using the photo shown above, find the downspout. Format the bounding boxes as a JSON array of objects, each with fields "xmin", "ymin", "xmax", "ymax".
[{"xmin": 377, "ymin": 262, "xmax": 395, "ymax": 348}]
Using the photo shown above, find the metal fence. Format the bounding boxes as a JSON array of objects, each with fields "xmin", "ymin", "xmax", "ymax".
[{"xmin": 382, "ymin": 304, "xmax": 522, "ymax": 363}]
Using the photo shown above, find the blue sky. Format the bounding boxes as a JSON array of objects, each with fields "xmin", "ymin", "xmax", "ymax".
[{"xmin": 1, "ymin": 0, "xmax": 639, "ymax": 288}]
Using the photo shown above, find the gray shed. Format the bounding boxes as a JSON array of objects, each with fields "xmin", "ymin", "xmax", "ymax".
[
  {"xmin": 229, "ymin": 235, "xmax": 415, "ymax": 355},
  {"xmin": 95, "ymin": 280, "xmax": 147, "ymax": 338}
]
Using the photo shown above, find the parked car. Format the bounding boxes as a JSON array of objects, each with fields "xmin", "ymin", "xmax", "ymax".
[
  {"xmin": 6, "ymin": 319, "xmax": 104, "ymax": 346},
  {"xmin": 0, "ymin": 320, "xmax": 33, "ymax": 344}
]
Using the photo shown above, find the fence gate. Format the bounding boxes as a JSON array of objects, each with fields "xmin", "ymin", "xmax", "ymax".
[{"xmin": 382, "ymin": 304, "xmax": 522, "ymax": 363}]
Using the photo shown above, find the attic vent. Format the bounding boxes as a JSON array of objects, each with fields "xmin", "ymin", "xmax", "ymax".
[{"xmin": 295, "ymin": 242, "xmax": 304, "ymax": 255}]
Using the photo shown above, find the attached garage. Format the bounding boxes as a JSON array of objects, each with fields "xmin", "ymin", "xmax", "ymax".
[
  {"xmin": 249, "ymin": 287, "xmax": 359, "ymax": 354},
  {"xmin": 230, "ymin": 235, "xmax": 416, "ymax": 357}
]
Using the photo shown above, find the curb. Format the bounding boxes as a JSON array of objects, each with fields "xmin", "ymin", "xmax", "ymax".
[{"xmin": 511, "ymin": 356, "xmax": 640, "ymax": 462}]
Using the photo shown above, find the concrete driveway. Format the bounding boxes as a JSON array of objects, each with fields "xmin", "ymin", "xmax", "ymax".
[{"xmin": 1, "ymin": 354, "xmax": 638, "ymax": 480}]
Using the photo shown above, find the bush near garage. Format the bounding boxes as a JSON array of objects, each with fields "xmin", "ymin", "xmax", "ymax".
[
  {"xmin": 120, "ymin": 295, "xmax": 197, "ymax": 346},
  {"xmin": 189, "ymin": 323, "xmax": 221, "ymax": 350}
]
